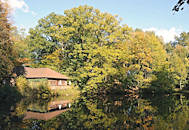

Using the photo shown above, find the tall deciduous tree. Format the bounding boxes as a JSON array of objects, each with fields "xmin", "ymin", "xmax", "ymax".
[
  {"xmin": 27, "ymin": 5, "xmax": 188, "ymax": 92},
  {"xmin": 121, "ymin": 31, "xmax": 168, "ymax": 89},
  {"xmin": 28, "ymin": 5, "xmax": 132, "ymax": 89},
  {"xmin": 172, "ymin": 32, "xmax": 189, "ymax": 89},
  {"xmin": 27, "ymin": 13, "xmax": 61, "ymax": 65},
  {"xmin": 0, "ymin": 1, "xmax": 17, "ymax": 85},
  {"xmin": 12, "ymin": 28, "xmax": 30, "ymax": 64}
]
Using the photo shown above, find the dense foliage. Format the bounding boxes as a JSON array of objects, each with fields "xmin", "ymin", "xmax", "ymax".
[
  {"xmin": 0, "ymin": 1, "xmax": 18, "ymax": 85},
  {"xmin": 0, "ymin": 4, "xmax": 189, "ymax": 129},
  {"xmin": 24, "ymin": 5, "xmax": 189, "ymax": 93},
  {"xmin": 16, "ymin": 76, "xmax": 52, "ymax": 98}
]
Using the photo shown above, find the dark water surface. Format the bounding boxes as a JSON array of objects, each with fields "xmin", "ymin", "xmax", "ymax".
[{"xmin": 0, "ymin": 93, "xmax": 189, "ymax": 130}]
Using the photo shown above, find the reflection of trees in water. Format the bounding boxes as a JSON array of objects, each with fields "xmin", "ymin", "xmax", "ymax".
[
  {"xmin": 0, "ymin": 86, "xmax": 52, "ymax": 129},
  {"xmin": 96, "ymin": 94, "xmax": 156, "ymax": 129},
  {"xmin": 42, "ymin": 93, "xmax": 189, "ymax": 130},
  {"xmin": 0, "ymin": 86, "xmax": 22, "ymax": 129},
  {"xmin": 142, "ymin": 93, "xmax": 189, "ymax": 130},
  {"xmin": 0, "ymin": 88, "xmax": 189, "ymax": 129}
]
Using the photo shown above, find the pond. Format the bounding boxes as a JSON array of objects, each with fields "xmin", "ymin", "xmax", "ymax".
[{"xmin": 0, "ymin": 92, "xmax": 189, "ymax": 129}]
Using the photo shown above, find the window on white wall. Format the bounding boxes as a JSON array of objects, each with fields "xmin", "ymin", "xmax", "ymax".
[
  {"xmin": 69, "ymin": 81, "xmax": 71, "ymax": 85},
  {"xmin": 58, "ymin": 80, "xmax": 62, "ymax": 86}
]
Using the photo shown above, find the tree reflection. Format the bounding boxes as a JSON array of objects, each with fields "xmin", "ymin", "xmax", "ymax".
[
  {"xmin": 42, "ymin": 92, "xmax": 189, "ymax": 130},
  {"xmin": 0, "ymin": 86, "xmax": 189, "ymax": 129},
  {"xmin": 0, "ymin": 85, "xmax": 51, "ymax": 129},
  {"xmin": 142, "ymin": 93, "xmax": 189, "ymax": 130},
  {"xmin": 0, "ymin": 85, "xmax": 22, "ymax": 129}
]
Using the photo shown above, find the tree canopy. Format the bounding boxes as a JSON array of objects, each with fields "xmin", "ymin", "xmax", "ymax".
[
  {"xmin": 0, "ymin": 1, "xmax": 18, "ymax": 85},
  {"xmin": 25, "ymin": 5, "xmax": 189, "ymax": 93}
]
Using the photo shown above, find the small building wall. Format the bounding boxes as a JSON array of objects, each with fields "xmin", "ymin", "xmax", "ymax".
[
  {"xmin": 48, "ymin": 79, "xmax": 68, "ymax": 86},
  {"xmin": 48, "ymin": 79, "xmax": 58, "ymax": 86},
  {"xmin": 49, "ymin": 85, "xmax": 70, "ymax": 90},
  {"xmin": 26, "ymin": 78, "xmax": 70, "ymax": 89},
  {"xmin": 28, "ymin": 78, "xmax": 48, "ymax": 87}
]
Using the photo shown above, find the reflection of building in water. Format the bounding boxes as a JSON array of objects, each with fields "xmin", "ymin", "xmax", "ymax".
[
  {"xmin": 25, "ymin": 100, "xmax": 72, "ymax": 120},
  {"xmin": 24, "ymin": 109, "xmax": 69, "ymax": 120},
  {"xmin": 48, "ymin": 100, "xmax": 71, "ymax": 110},
  {"xmin": 27, "ymin": 100, "xmax": 71, "ymax": 111}
]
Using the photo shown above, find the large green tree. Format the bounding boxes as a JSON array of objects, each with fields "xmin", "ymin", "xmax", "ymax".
[
  {"xmin": 27, "ymin": 5, "xmax": 188, "ymax": 92},
  {"xmin": 27, "ymin": 13, "xmax": 61, "ymax": 65},
  {"xmin": 120, "ymin": 31, "xmax": 168, "ymax": 89},
  {"xmin": 172, "ymin": 32, "xmax": 189, "ymax": 89},
  {"xmin": 28, "ymin": 5, "xmax": 132, "ymax": 89}
]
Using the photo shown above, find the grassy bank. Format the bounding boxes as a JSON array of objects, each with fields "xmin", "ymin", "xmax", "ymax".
[{"xmin": 51, "ymin": 86, "xmax": 80, "ymax": 101}]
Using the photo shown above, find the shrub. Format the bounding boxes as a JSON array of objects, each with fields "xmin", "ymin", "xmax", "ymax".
[
  {"xmin": 36, "ymin": 81, "xmax": 51, "ymax": 99},
  {"xmin": 15, "ymin": 76, "xmax": 30, "ymax": 96},
  {"xmin": 16, "ymin": 76, "xmax": 52, "ymax": 98}
]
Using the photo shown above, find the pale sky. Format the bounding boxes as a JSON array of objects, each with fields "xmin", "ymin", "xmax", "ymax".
[{"xmin": 4, "ymin": 0, "xmax": 189, "ymax": 43}]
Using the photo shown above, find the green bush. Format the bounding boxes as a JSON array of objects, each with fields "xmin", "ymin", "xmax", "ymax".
[
  {"xmin": 36, "ymin": 82, "xmax": 51, "ymax": 99},
  {"xmin": 16, "ymin": 76, "xmax": 52, "ymax": 98},
  {"xmin": 15, "ymin": 76, "xmax": 30, "ymax": 96}
]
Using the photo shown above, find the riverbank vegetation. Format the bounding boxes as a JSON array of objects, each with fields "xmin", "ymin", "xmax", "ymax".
[
  {"xmin": 1, "ymin": 3, "xmax": 189, "ymax": 95},
  {"xmin": 1, "ymin": 2, "xmax": 189, "ymax": 129},
  {"xmin": 24, "ymin": 5, "xmax": 189, "ymax": 94},
  {"xmin": 0, "ymin": 2, "xmax": 20, "ymax": 86},
  {"xmin": 16, "ymin": 76, "xmax": 51, "ymax": 98}
]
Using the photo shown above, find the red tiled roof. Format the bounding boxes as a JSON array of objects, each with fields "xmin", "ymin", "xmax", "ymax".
[{"xmin": 25, "ymin": 67, "xmax": 69, "ymax": 79}]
